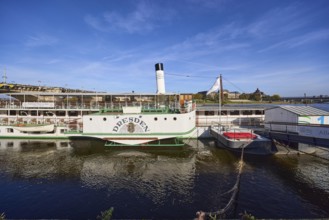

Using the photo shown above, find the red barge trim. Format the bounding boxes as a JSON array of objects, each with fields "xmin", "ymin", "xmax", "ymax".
[{"xmin": 223, "ymin": 132, "xmax": 257, "ymax": 139}]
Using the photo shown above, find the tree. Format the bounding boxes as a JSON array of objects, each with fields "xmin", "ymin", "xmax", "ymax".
[
  {"xmin": 249, "ymin": 93, "xmax": 261, "ymax": 101},
  {"xmin": 192, "ymin": 93, "xmax": 204, "ymax": 100},
  {"xmin": 271, "ymin": 94, "xmax": 281, "ymax": 101},
  {"xmin": 239, "ymin": 93, "xmax": 250, "ymax": 99}
]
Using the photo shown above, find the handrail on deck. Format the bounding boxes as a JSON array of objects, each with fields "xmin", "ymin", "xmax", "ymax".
[{"xmin": 265, "ymin": 121, "xmax": 329, "ymax": 128}]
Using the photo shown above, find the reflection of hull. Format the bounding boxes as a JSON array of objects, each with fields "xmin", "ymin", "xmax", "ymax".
[
  {"xmin": 210, "ymin": 126, "xmax": 275, "ymax": 155},
  {"xmin": 80, "ymin": 151, "xmax": 196, "ymax": 204},
  {"xmin": 0, "ymin": 139, "xmax": 73, "ymax": 151},
  {"xmin": 0, "ymin": 137, "xmax": 198, "ymax": 205},
  {"xmin": 0, "ymin": 139, "xmax": 80, "ymax": 180}
]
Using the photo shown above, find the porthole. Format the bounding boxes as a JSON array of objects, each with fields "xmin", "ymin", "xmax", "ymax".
[
  {"xmin": 164, "ymin": 117, "xmax": 167, "ymax": 120},
  {"xmin": 103, "ymin": 117, "xmax": 107, "ymax": 121},
  {"xmin": 89, "ymin": 118, "xmax": 92, "ymax": 121},
  {"xmin": 154, "ymin": 117, "xmax": 158, "ymax": 121},
  {"xmin": 173, "ymin": 117, "xmax": 177, "ymax": 121}
]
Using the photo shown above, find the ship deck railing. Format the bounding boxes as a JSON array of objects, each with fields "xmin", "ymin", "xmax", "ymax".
[
  {"xmin": 96, "ymin": 103, "xmax": 195, "ymax": 114},
  {"xmin": 0, "ymin": 102, "xmax": 184, "ymax": 111},
  {"xmin": 209, "ymin": 120, "xmax": 263, "ymax": 131}
]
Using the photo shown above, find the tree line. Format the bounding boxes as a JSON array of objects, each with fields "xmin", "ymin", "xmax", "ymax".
[{"xmin": 192, "ymin": 92, "xmax": 281, "ymax": 102}]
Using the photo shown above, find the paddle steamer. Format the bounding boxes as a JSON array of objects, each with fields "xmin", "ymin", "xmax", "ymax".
[
  {"xmin": 0, "ymin": 64, "xmax": 197, "ymax": 146},
  {"xmin": 0, "ymin": 64, "xmax": 266, "ymax": 146}
]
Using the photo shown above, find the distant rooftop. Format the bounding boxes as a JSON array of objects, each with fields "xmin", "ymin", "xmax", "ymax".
[
  {"xmin": 276, "ymin": 105, "xmax": 329, "ymax": 116},
  {"xmin": 0, "ymin": 82, "xmax": 94, "ymax": 93}
]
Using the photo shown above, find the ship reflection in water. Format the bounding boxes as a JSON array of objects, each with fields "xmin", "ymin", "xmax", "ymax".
[{"xmin": 0, "ymin": 139, "xmax": 328, "ymax": 219}]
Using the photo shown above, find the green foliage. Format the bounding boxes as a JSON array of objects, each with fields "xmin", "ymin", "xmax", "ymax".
[
  {"xmin": 208, "ymin": 213, "xmax": 217, "ymax": 220},
  {"xmin": 271, "ymin": 94, "xmax": 281, "ymax": 101},
  {"xmin": 97, "ymin": 207, "xmax": 114, "ymax": 220},
  {"xmin": 240, "ymin": 210, "xmax": 256, "ymax": 220},
  {"xmin": 193, "ymin": 93, "xmax": 204, "ymax": 100},
  {"xmin": 239, "ymin": 93, "xmax": 250, "ymax": 100},
  {"xmin": 249, "ymin": 93, "xmax": 261, "ymax": 101}
]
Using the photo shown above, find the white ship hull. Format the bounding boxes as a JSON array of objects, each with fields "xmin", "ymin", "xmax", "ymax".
[{"xmin": 82, "ymin": 110, "xmax": 197, "ymax": 145}]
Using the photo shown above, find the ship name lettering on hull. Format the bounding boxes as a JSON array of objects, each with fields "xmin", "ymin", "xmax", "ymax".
[{"xmin": 112, "ymin": 117, "xmax": 149, "ymax": 132}]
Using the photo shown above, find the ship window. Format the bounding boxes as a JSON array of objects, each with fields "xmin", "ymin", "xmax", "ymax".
[
  {"xmin": 56, "ymin": 111, "xmax": 66, "ymax": 116},
  {"xmin": 221, "ymin": 111, "xmax": 228, "ymax": 115},
  {"xmin": 255, "ymin": 110, "xmax": 263, "ymax": 115},
  {"xmin": 173, "ymin": 117, "xmax": 177, "ymax": 121},
  {"xmin": 68, "ymin": 111, "xmax": 78, "ymax": 116},
  {"xmin": 164, "ymin": 117, "xmax": 167, "ymax": 120},
  {"xmin": 7, "ymin": 128, "xmax": 14, "ymax": 133},
  {"xmin": 31, "ymin": 111, "xmax": 41, "ymax": 116},
  {"xmin": 229, "ymin": 110, "xmax": 239, "ymax": 115},
  {"xmin": 242, "ymin": 110, "xmax": 253, "ymax": 115},
  {"xmin": 103, "ymin": 117, "xmax": 107, "ymax": 121},
  {"xmin": 7, "ymin": 142, "xmax": 14, "ymax": 147},
  {"xmin": 154, "ymin": 117, "xmax": 158, "ymax": 121},
  {"xmin": 89, "ymin": 118, "xmax": 92, "ymax": 121},
  {"xmin": 60, "ymin": 129, "xmax": 67, "ymax": 133},
  {"xmin": 205, "ymin": 111, "xmax": 214, "ymax": 116}
]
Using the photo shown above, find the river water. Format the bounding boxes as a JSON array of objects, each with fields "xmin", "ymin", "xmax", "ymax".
[{"xmin": 0, "ymin": 138, "xmax": 328, "ymax": 219}]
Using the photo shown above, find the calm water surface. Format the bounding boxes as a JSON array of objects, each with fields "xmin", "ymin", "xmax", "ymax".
[{"xmin": 0, "ymin": 139, "xmax": 328, "ymax": 219}]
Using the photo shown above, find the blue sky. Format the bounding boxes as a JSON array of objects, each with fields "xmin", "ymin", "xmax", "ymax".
[{"xmin": 1, "ymin": 0, "xmax": 329, "ymax": 96}]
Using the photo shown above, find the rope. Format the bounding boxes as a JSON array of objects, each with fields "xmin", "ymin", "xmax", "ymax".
[
  {"xmin": 196, "ymin": 146, "xmax": 246, "ymax": 219},
  {"xmin": 165, "ymin": 73, "xmax": 247, "ymax": 94}
]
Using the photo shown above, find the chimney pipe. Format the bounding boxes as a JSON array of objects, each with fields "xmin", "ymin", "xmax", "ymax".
[{"xmin": 155, "ymin": 63, "xmax": 166, "ymax": 94}]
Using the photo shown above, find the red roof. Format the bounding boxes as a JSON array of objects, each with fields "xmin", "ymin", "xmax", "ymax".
[{"xmin": 223, "ymin": 132, "xmax": 257, "ymax": 139}]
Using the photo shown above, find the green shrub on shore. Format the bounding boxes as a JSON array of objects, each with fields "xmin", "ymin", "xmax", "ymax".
[{"xmin": 97, "ymin": 207, "xmax": 114, "ymax": 220}]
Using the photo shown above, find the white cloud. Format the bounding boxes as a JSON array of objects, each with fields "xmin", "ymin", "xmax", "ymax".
[
  {"xmin": 25, "ymin": 33, "xmax": 58, "ymax": 47},
  {"xmin": 187, "ymin": 0, "xmax": 227, "ymax": 9},
  {"xmin": 84, "ymin": 14, "xmax": 109, "ymax": 32},
  {"xmin": 247, "ymin": 3, "xmax": 309, "ymax": 38},
  {"xmin": 85, "ymin": 1, "xmax": 175, "ymax": 34},
  {"xmin": 161, "ymin": 24, "xmax": 250, "ymax": 62},
  {"xmin": 259, "ymin": 29, "xmax": 329, "ymax": 52}
]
